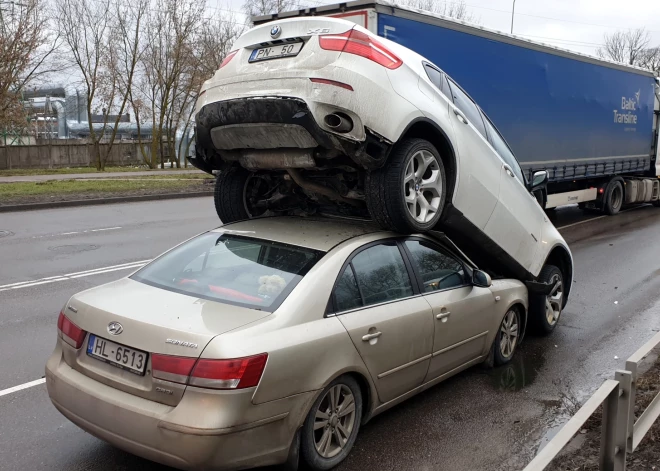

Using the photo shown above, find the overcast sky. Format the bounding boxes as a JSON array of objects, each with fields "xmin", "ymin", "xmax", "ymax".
[{"xmin": 208, "ymin": 0, "xmax": 660, "ymax": 56}]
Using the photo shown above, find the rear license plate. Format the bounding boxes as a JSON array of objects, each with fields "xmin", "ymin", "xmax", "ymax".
[
  {"xmin": 87, "ymin": 334, "xmax": 147, "ymax": 376},
  {"xmin": 249, "ymin": 42, "xmax": 304, "ymax": 62}
]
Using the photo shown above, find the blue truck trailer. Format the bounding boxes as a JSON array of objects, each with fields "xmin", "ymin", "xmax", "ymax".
[{"xmin": 255, "ymin": 0, "xmax": 660, "ymax": 212}]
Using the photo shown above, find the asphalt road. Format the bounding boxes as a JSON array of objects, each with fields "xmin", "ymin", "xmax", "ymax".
[{"xmin": 1, "ymin": 199, "xmax": 660, "ymax": 470}]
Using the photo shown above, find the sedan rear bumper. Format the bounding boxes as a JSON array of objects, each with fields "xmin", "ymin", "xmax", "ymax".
[{"xmin": 45, "ymin": 343, "xmax": 315, "ymax": 470}]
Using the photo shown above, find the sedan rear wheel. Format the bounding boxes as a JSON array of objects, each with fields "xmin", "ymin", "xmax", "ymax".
[
  {"xmin": 366, "ymin": 138, "xmax": 446, "ymax": 233},
  {"xmin": 300, "ymin": 376, "xmax": 362, "ymax": 470}
]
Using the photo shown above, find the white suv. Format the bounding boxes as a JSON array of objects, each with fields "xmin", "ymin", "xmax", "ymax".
[{"xmin": 192, "ymin": 17, "xmax": 573, "ymax": 333}]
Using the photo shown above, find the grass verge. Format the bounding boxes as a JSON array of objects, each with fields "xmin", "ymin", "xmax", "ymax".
[
  {"xmin": 0, "ymin": 178, "xmax": 213, "ymax": 205},
  {"xmin": 0, "ymin": 166, "xmax": 199, "ymax": 177}
]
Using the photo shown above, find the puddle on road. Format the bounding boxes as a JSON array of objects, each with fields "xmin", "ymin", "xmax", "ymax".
[{"xmin": 486, "ymin": 345, "xmax": 546, "ymax": 392}]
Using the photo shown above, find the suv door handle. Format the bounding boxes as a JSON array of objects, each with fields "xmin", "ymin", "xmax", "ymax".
[
  {"xmin": 453, "ymin": 108, "xmax": 468, "ymax": 125},
  {"xmin": 503, "ymin": 164, "xmax": 515, "ymax": 178},
  {"xmin": 362, "ymin": 332, "xmax": 382, "ymax": 341}
]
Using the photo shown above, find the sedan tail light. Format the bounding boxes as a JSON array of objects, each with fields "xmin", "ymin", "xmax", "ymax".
[
  {"xmin": 57, "ymin": 311, "xmax": 87, "ymax": 349},
  {"xmin": 319, "ymin": 29, "xmax": 402, "ymax": 69},
  {"xmin": 151, "ymin": 353, "xmax": 268, "ymax": 390}
]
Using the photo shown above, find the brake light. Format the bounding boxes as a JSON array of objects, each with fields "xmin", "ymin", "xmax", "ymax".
[
  {"xmin": 319, "ymin": 29, "xmax": 402, "ymax": 69},
  {"xmin": 151, "ymin": 353, "xmax": 268, "ymax": 389},
  {"xmin": 190, "ymin": 354, "xmax": 268, "ymax": 389},
  {"xmin": 152, "ymin": 354, "xmax": 197, "ymax": 384},
  {"xmin": 57, "ymin": 311, "xmax": 86, "ymax": 349},
  {"xmin": 219, "ymin": 50, "xmax": 238, "ymax": 69}
]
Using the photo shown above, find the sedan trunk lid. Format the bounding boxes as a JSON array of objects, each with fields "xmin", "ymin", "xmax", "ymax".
[{"xmin": 61, "ymin": 278, "xmax": 270, "ymax": 406}]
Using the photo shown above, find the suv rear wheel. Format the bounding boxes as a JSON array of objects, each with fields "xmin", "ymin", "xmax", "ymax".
[
  {"xmin": 213, "ymin": 167, "xmax": 269, "ymax": 223},
  {"xmin": 366, "ymin": 138, "xmax": 446, "ymax": 233},
  {"xmin": 529, "ymin": 265, "xmax": 564, "ymax": 335}
]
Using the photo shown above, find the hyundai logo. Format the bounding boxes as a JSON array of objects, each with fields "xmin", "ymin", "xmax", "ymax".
[
  {"xmin": 270, "ymin": 25, "xmax": 281, "ymax": 39},
  {"xmin": 107, "ymin": 321, "xmax": 123, "ymax": 335}
]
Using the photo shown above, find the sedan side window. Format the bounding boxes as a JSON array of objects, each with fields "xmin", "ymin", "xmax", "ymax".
[
  {"xmin": 482, "ymin": 114, "xmax": 525, "ymax": 183},
  {"xmin": 334, "ymin": 243, "xmax": 414, "ymax": 312},
  {"xmin": 404, "ymin": 240, "xmax": 466, "ymax": 292},
  {"xmin": 447, "ymin": 79, "xmax": 487, "ymax": 139}
]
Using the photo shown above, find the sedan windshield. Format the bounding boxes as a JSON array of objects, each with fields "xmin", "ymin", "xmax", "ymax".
[{"xmin": 131, "ymin": 233, "xmax": 323, "ymax": 310}]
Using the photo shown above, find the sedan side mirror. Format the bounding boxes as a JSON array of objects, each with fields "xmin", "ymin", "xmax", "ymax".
[
  {"xmin": 530, "ymin": 170, "xmax": 549, "ymax": 192},
  {"xmin": 473, "ymin": 270, "xmax": 492, "ymax": 288}
]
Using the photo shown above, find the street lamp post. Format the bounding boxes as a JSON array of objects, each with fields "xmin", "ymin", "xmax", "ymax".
[{"xmin": 511, "ymin": 0, "xmax": 516, "ymax": 34}]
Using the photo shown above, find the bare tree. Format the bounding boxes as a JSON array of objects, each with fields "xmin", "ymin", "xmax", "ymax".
[
  {"xmin": 243, "ymin": 0, "xmax": 300, "ymax": 19},
  {"xmin": 638, "ymin": 47, "xmax": 660, "ymax": 76},
  {"xmin": 403, "ymin": 0, "xmax": 480, "ymax": 23},
  {"xmin": 0, "ymin": 0, "xmax": 60, "ymax": 140},
  {"xmin": 597, "ymin": 28, "xmax": 650, "ymax": 66},
  {"xmin": 56, "ymin": 0, "xmax": 145, "ymax": 170}
]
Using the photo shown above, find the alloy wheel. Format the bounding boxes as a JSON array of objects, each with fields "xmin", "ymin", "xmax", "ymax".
[
  {"xmin": 545, "ymin": 274, "xmax": 563, "ymax": 326},
  {"xmin": 313, "ymin": 384, "xmax": 357, "ymax": 459},
  {"xmin": 499, "ymin": 309, "xmax": 519, "ymax": 359},
  {"xmin": 403, "ymin": 150, "xmax": 443, "ymax": 223}
]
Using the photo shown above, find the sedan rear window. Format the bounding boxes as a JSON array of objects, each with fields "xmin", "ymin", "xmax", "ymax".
[{"xmin": 131, "ymin": 233, "xmax": 323, "ymax": 311}]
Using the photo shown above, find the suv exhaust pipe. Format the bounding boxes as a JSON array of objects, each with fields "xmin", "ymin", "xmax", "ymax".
[{"xmin": 324, "ymin": 113, "xmax": 353, "ymax": 133}]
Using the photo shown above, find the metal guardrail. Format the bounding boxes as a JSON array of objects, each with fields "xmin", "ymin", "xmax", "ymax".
[{"xmin": 523, "ymin": 330, "xmax": 660, "ymax": 471}]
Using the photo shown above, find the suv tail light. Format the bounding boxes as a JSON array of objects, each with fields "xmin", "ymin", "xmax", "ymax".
[
  {"xmin": 319, "ymin": 29, "xmax": 402, "ymax": 69},
  {"xmin": 151, "ymin": 353, "xmax": 268, "ymax": 390},
  {"xmin": 219, "ymin": 50, "xmax": 238, "ymax": 69},
  {"xmin": 57, "ymin": 312, "xmax": 86, "ymax": 349}
]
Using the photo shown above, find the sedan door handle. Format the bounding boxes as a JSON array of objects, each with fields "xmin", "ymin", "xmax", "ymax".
[
  {"xmin": 362, "ymin": 332, "xmax": 382, "ymax": 341},
  {"xmin": 436, "ymin": 312, "xmax": 451, "ymax": 321},
  {"xmin": 453, "ymin": 108, "xmax": 468, "ymax": 125}
]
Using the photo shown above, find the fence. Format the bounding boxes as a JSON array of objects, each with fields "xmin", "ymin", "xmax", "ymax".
[
  {"xmin": 523, "ymin": 331, "xmax": 660, "ymax": 471},
  {"xmin": 0, "ymin": 142, "xmax": 143, "ymax": 169}
]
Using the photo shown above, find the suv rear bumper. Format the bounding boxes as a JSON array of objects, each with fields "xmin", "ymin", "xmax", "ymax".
[
  {"xmin": 193, "ymin": 97, "xmax": 392, "ymax": 173},
  {"xmin": 45, "ymin": 342, "xmax": 316, "ymax": 471}
]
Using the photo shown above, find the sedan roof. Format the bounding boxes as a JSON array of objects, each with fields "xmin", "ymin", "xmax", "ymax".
[{"xmin": 212, "ymin": 216, "xmax": 384, "ymax": 251}]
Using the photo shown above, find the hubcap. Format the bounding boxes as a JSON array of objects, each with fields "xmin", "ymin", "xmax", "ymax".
[
  {"xmin": 313, "ymin": 384, "xmax": 356, "ymax": 459},
  {"xmin": 499, "ymin": 309, "xmax": 519, "ymax": 358},
  {"xmin": 242, "ymin": 175, "xmax": 269, "ymax": 218},
  {"xmin": 545, "ymin": 274, "xmax": 563, "ymax": 326},
  {"xmin": 403, "ymin": 150, "xmax": 442, "ymax": 224}
]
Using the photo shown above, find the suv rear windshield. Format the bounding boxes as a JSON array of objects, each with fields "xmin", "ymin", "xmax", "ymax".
[{"xmin": 131, "ymin": 233, "xmax": 323, "ymax": 311}]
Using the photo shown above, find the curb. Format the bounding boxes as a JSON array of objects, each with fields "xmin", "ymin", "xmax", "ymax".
[{"xmin": 0, "ymin": 191, "xmax": 213, "ymax": 213}]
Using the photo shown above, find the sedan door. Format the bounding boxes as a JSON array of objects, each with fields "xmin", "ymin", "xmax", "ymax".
[
  {"xmin": 332, "ymin": 242, "xmax": 434, "ymax": 404},
  {"xmin": 402, "ymin": 239, "xmax": 496, "ymax": 380},
  {"xmin": 481, "ymin": 115, "xmax": 545, "ymax": 276},
  {"xmin": 446, "ymin": 78, "xmax": 502, "ymax": 230}
]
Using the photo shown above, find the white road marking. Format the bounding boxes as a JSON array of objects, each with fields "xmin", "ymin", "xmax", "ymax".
[
  {"xmin": 32, "ymin": 226, "xmax": 122, "ymax": 238},
  {"xmin": 0, "ymin": 378, "xmax": 46, "ymax": 398},
  {"xmin": 0, "ymin": 260, "xmax": 151, "ymax": 292},
  {"xmin": 556, "ymin": 205, "xmax": 650, "ymax": 230}
]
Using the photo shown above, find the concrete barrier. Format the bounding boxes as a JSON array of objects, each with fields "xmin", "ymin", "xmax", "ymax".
[{"xmin": 0, "ymin": 142, "xmax": 143, "ymax": 169}]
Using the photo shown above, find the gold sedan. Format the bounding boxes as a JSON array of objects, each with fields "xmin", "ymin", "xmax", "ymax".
[{"xmin": 46, "ymin": 216, "xmax": 528, "ymax": 470}]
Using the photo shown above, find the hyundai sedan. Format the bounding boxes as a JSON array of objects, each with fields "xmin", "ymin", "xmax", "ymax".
[{"xmin": 46, "ymin": 217, "xmax": 530, "ymax": 470}]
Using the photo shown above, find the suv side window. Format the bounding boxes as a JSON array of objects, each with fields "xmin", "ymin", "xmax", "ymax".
[
  {"xmin": 446, "ymin": 78, "xmax": 487, "ymax": 139},
  {"xmin": 404, "ymin": 240, "xmax": 466, "ymax": 292},
  {"xmin": 424, "ymin": 63, "xmax": 452, "ymax": 100},
  {"xmin": 333, "ymin": 243, "xmax": 413, "ymax": 311},
  {"xmin": 481, "ymin": 114, "xmax": 525, "ymax": 183}
]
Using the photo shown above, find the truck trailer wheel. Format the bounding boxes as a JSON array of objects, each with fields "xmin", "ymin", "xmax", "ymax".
[
  {"xmin": 529, "ymin": 265, "xmax": 564, "ymax": 335},
  {"xmin": 213, "ymin": 167, "xmax": 267, "ymax": 223},
  {"xmin": 366, "ymin": 138, "xmax": 446, "ymax": 233},
  {"xmin": 602, "ymin": 179, "xmax": 623, "ymax": 215}
]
